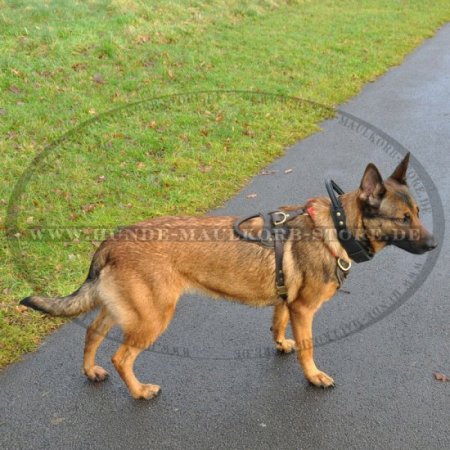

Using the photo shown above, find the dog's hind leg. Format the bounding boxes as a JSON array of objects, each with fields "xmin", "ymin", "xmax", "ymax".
[
  {"xmin": 83, "ymin": 307, "xmax": 115, "ymax": 382},
  {"xmin": 272, "ymin": 303, "xmax": 296, "ymax": 353},
  {"xmin": 112, "ymin": 302, "xmax": 176, "ymax": 400}
]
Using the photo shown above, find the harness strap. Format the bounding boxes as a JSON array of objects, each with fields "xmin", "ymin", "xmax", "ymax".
[
  {"xmin": 233, "ymin": 208, "xmax": 304, "ymax": 300},
  {"xmin": 233, "ymin": 178, "xmax": 368, "ymax": 300},
  {"xmin": 305, "ymin": 200, "xmax": 353, "ymax": 288},
  {"xmin": 273, "ymin": 226, "xmax": 289, "ymax": 300}
]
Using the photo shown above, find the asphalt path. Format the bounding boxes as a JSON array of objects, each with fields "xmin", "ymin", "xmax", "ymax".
[{"xmin": 1, "ymin": 23, "xmax": 450, "ymax": 450}]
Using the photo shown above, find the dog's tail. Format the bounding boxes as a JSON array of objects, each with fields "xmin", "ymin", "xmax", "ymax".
[
  {"xmin": 19, "ymin": 248, "xmax": 109, "ymax": 317},
  {"xmin": 20, "ymin": 280, "xmax": 99, "ymax": 317}
]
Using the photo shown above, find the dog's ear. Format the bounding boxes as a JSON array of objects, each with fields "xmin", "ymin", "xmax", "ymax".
[
  {"xmin": 389, "ymin": 152, "xmax": 410, "ymax": 184},
  {"xmin": 359, "ymin": 163, "xmax": 385, "ymax": 207}
]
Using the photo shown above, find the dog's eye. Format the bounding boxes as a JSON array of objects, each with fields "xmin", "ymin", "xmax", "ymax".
[{"xmin": 403, "ymin": 213, "xmax": 411, "ymax": 224}]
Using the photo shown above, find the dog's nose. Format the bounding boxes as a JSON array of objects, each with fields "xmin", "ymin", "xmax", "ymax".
[{"xmin": 424, "ymin": 235, "xmax": 437, "ymax": 250}]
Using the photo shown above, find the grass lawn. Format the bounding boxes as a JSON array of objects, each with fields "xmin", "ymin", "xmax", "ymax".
[{"xmin": 1, "ymin": 0, "xmax": 450, "ymax": 368}]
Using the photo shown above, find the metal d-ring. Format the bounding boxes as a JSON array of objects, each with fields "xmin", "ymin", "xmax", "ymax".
[
  {"xmin": 272, "ymin": 211, "xmax": 288, "ymax": 226},
  {"xmin": 337, "ymin": 258, "xmax": 352, "ymax": 272}
]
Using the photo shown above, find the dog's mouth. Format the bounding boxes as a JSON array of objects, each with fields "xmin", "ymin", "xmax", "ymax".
[{"xmin": 387, "ymin": 235, "xmax": 437, "ymax": 254}]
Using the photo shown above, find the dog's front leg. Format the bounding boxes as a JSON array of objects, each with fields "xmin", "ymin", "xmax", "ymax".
[
  {"xmin": 272, "ymin": 303, "xmax": 296, "ymax": 353},
  {"xmin": 288, "ymin": 301, "xmax": 335, "ymax": 388}
]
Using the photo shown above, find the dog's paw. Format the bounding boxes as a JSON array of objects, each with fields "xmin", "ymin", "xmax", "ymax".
[
  {"xmin": 276, "ymin": 339, "xmax": 297, "ymax": 353},
  {"xmin": 307, "ymin": 371, "xmax": 335, "ymax": 388},
  {"xmin": 132, "ymin": 384, "xmax": 161, "ymax": 400},
  {"xmin": 84, "ymin": 365, "xmax": 109, "ymax": 382}
]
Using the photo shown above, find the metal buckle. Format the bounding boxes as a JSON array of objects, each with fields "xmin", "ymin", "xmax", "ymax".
[
  {"xmin": 272, "ymin": 212, "xmax": 288, "ymax": 226},
  {"xmin": 337, "ymin": 258, "xmax": 352, "ymax": 272},
  {"xmin": 276, "ymin": 284, "xmax": 288, "ymax": 299}
]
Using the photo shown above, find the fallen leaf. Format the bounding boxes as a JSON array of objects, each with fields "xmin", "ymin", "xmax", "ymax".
[
  {"xmin": 51, "ymin": 417, "xmax": 65, "ymax": 425},
  {"xmin": 11, "ymin": 68, "xmax": 21, "ymax": 76},
  {"xmin": 92, "ymin": 73, "xmax": 105, "ymax": 84},
  {"xmin": 136, "ymin": 34, "xmax": 151, "ymax": 44},
  {"xmin": 88, "ymin": 108, "xmax": 97, "ymax": 115},
  {"xmin": 147, "ymin": 121, "xmax": 157, "ymax": 129},
  {"xmin": 143, "ymin": 60, "xmax": 155, "ymax": 67},
  {"xmin": 26, "ymin": 216, "xmax": 34, "ymax": 224},
  {"xmin": 68, "ymin": 254, "xmax": 76, "ymax": 261},
  {"xmin": 37, "ymin": 72, "xmax": 51, "ymax": 80},
  {"xmin": 167, "ymin": 69, "xmax": 174, "ymax": 79},
  {"xmin": 215, "ymin": 113, "xmax": 223, "ymax": 122},
  {"xmin": 6, "ymin": 131, "xmax": 17, "ymax": 140},
  {"xmin": 284, "ymin": 169, "xmax": 293, "ymax": 174},
  {"xmin": 71, "ymin": 62, "xmax": 87, "ymax": 71},
  {"xmin": 247, "ymin": 193, "xmax": 257, "ymax": 199},
  {"xmin": 136, "ymin": 162, "xmax": 146, "ymax": 169},
  {"xmin": 199, "ymin": 165, "xmax": 212, "ymax": 173},
  {"xmin": 243, "ymin": 129, "xmax": 255, "ymax": 137},
  {"xmin": 434, "ymin": 372, "xmax": 449, "ymax": 382},
  {"xmin": 97, "ymin": 175, "xmax": 106, "ymax": 183},
  {"xmin": 82, "ymin": 204, "xmax": 96, "ymax": 213},
  {"xmin": 8, "ymin": 85, "xmax": 21, "ymax": 94},
  {"xmin": 261, "ymin": 169, "xmax": 277, "ymax": 176},
  {"xmin": 16, "ymin": 305, "xmax": 28, "ymax": 313}
]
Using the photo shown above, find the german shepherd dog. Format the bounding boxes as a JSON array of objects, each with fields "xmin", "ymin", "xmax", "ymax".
[{"xmin": 21, "ymin": 153, "xmax": 436, "ymax": 399}]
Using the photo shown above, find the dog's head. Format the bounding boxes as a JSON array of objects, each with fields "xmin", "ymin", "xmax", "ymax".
[{"xmin": 358, "ymin": 153, "xmax": 436, "ymax": 254}]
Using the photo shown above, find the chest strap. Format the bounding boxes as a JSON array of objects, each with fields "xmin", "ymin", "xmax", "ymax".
[{"xmin": 233, "ymin": 209, "xmax": 304, "ymax": 300}]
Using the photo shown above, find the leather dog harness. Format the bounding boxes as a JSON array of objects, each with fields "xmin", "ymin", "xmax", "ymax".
[
  {"xmin": 233, "ymin": 179, "xmax": 373, "ymax": 300},
  {"xmin": 233, "ymin": 209, "xmax": 304, "ymax": 300}
]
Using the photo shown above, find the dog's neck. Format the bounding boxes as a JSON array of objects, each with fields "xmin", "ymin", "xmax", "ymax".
[{"xmin": 307, "ymin": 191, "xmax": 370, "ymax": 262}]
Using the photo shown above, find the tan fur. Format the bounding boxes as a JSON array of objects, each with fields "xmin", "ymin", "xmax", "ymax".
[{"xmin": 22, "ymin": 155, "xmax": 435, "ymax": 399}]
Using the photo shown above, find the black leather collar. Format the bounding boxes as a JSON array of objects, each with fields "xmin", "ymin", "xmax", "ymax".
[{"xmin": 325, "ymin": 179, "xmax": 373, "ymax": 263}]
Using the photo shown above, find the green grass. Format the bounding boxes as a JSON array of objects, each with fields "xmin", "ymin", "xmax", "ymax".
[{"xmin": 1, "ymin": 0, "xmax": 450, "ymax": 368}]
